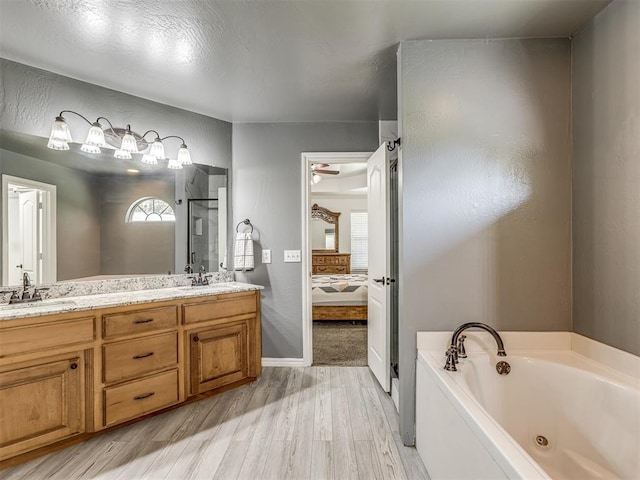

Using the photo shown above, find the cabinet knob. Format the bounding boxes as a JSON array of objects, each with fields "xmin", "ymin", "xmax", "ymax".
[
  {"xmin": 70, "ymin": 363, "xmax": 78, "ymax": 370},
  {"xmin": 193, "ymin": 335, "xmax": 200, "ymax": 342}
]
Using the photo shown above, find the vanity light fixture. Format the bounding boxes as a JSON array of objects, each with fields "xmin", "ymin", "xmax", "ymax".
[{"xmin": 47, "ymin": 110, "xmax": 193, "ymax": 169}]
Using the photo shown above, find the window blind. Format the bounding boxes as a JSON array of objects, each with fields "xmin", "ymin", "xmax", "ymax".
[{"xmin": 350, "ymin": 211, "xmax": 368, "ymax": 271}]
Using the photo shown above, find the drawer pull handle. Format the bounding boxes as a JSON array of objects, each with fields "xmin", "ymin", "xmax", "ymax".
[
  {"xmin": 193, "ymin": 335, "xmax": 200, "ymax": 342},
  {"xmin": 132, "ymin": 352, "xmax": 154, "ymax": 360},
  {"xmin": 133, "ymin": 318, "xmax": 154, "ymax": 324},
  {"xmin": 70, "ymin": 363, "xmax": 78, "ymax": 370},
  {"xmin": 134, "ymin": 392, "xmax": 155, "ymax": 400}
]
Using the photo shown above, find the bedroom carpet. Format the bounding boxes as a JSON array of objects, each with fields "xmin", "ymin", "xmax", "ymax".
[{"xmin": 313, "ymin": 320, "xmax": 367, "ymax": 366}]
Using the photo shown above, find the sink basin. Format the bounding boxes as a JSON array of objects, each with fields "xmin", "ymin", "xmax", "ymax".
[{"xmin": 0, "ymin": 299, "xmax": 77, "ymax": 311}]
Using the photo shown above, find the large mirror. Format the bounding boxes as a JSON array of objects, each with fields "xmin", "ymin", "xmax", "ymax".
[
  {"xmin": 311, "ymin": 204, "xmax": 340, "ymax": 252},
  {"xmin": 0, "ymin": 129, "xmax": 227, "ymax": 286}
]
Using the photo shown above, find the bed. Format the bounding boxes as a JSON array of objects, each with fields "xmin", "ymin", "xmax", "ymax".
[{"xmin": 312, "ymin": 273, "xmax": 368, "ymax": 321}]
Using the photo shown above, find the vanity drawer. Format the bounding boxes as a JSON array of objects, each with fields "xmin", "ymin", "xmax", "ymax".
[
  {"xmin": 103, "ymin": 306, "xmax": 177, "ymax": 339},
  {"xmin": 103, "ymin": 369, "xmax": 179, "ymax": 427},
  {"xmin": 0, "ymin": 317, "xmax": 94, "ymax": 358},
  {"xmin": 103, "ymin": 332, "xmax": 178, "ymax": 384},
  {"xmin": 183, "ymin": 292, "xmax": 257, "ymax": 325}
]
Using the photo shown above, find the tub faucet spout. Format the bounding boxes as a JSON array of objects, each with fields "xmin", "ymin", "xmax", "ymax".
[{"xmin": 444, "ymin": 322, "xmax": 506, "ymax": 371}]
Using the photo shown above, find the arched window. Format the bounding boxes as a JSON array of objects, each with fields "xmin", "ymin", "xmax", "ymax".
[{"xmin": 126, "ymin": 197, "xmax": 175, "ymax": 223}]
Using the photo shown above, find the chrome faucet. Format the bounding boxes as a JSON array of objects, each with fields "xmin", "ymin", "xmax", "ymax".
[
  {"xmin": 21, "ymin": 273, "xmax": 32, "ymax": 299},
  {"xmin": 191, "ymin": 265, "xmax": 211, "ymax": 286},
  {"xmin": 444, "ymin": 322, "xmax": 506, "ymax": 371},
  {"xmin": 0, "ymin": 273, "xmax": 49, "ymax": 304}
]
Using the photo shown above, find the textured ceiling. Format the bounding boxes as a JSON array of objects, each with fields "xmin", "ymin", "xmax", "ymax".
[{"xmin": 0, "ymin": 0, "xmax": 609, "ymax": 122}]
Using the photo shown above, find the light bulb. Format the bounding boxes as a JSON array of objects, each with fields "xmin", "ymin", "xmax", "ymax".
[
  {"xmin": 167, "ymin": 158, "xmax": 182, "ymax": 169},
  {"xmin": 120, "ymin": 129, "xmax": 138, "ymax": 153},
  {"xmin": 47, "ymin": 116, "xmax": 72, "ymax": 150},
  {"xmin": 84, "ymin": 122, "xmax": 106, "ymax": 147},
  {"xmin": 177, "ymin": 144, "xmax": 192, "ymax": 165},
  {"xmin": 81, "ymin": 144, "xmax": 101, "ymax": 154},
  {"xmin": 114, "ymin": 149, "xmax": 131, "ymax": 159},
  {"xmin": 149, "ymin": 139, "xmax": 165, "ymax": 159},
  {"xmin": 141, "ymin": 154, "xmax": 158, "ymax": 165}
]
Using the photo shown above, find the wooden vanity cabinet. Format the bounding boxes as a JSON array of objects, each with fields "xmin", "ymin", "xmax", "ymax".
[
  {"xmin": 100, "ymin": 304, "xmax": 180, "ymax": 427},
  {"xmin": 0, "ymin": 352, "xmax": 85, "ymax": 460},
  {"xmin": 184, "ymin": 290, "xmax": 261, "ymax": 396},
  {"xmin": 0, "ymin": 288, "xmax": 261, "ymax": 467},
  {"xmin": 189, "ymin": 321, "xmax": 249, "ymax": 394},
  {"xmin": 0, "ymin": 312, "xmax": 94, "ymax": 463}
]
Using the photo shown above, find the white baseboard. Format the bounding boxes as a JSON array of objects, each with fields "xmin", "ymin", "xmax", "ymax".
[{"xmin": 261, "ymin": 357, "xmax": 306, "ymax": 367}]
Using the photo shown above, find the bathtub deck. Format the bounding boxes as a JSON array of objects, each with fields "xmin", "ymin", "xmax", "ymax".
[{"xmin": 1, "ymin": 367, "xmax": 430, "ymax": 480}]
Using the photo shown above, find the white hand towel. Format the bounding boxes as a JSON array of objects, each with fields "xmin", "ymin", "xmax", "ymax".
[{"xmin": 234, "ymin": 232, "xmax": 254, "ymax": 271}]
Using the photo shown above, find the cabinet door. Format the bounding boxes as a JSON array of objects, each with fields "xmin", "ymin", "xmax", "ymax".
[
  {"xmin": 189, "ymin": 321, "xmax": 249, "ymax": 395},
  {"xmin": 0, "ymin": 354, "xmax": 83, "ymax": 460}
]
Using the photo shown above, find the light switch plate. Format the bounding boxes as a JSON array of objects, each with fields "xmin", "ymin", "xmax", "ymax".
[
  {"xmin": 284, "ymin": 250, "xmax": 301, "ymax": 263},
  {"xmin": 262, "ymin": 249, "xmax": 271, "ymax": 264}
]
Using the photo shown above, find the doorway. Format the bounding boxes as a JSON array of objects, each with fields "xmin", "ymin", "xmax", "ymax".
[
  {"xmin": 301, "ymin": 152, "xmax": 372, "ymax": 367},
  {"xmin": 2, "ymin": 175, "xmax": 56, "ymax": 285}
]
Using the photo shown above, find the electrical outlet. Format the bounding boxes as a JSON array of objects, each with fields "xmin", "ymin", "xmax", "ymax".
[
  {"xmin": 284, "ymin": 250, "xmax": 301, "ymax": 263},
  {"xmin": 262, "ymin": 249, "xmax": 271, "ymax": 264}
]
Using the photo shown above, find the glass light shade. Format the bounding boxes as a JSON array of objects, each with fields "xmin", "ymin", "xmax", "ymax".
[
  {"xmin": 114, "ymin": 149, "xmax": 132, "ymax": 159},
  {"xmin": 47, "ymin": 138, "xmax": 70, "ymax": 150},
  {"xmin": 47, "ymin": 116, "xmax": 72, "ymax": 150},
  {"xmin": 177, "ymin": 144, "xmax": 192, "ymax": 165},
  {"xmin": 84, "ymin": 123, "xmax": 106, "ymax": 147},
  {"xmin": 167, "ymin": 158, "xmax": 183, "ymax": 169},
  {"xmin": 312, "ymin": 173, "xmax": 322, "ymax": 184},
  {"xmin": 141, "ymin": 154, "xmax": 158, "ymax": 165},
  {"xmin": 120, "ymin": 132, "xmax": 138, "ymax": 153},
  {"xmin": 81, "ymin": 143, "xmax": 101, "ymax": 154},
  {"xmin": 149, "ymin": 139, "xmax": 165, "ymax": 159}
]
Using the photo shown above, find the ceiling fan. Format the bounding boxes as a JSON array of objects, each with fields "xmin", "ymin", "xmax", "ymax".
[{"xmin": 311, "ymin": 163, "xmax": 339, "ymax": 175}]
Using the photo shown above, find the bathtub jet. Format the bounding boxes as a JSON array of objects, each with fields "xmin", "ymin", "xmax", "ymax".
[{"xmin": 444, "ymin": 322, "xmax": 506, "ymax": 371}]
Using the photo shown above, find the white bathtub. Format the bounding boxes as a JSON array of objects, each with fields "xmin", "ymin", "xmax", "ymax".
[{"xmin": 416, "ymin": 332, "xmax": 640, "ymax": 480}]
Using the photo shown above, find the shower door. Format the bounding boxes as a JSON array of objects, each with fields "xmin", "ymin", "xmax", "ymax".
[{"xmin": 187, "ymin": 198, "xmax": 220, "ymax": 273}]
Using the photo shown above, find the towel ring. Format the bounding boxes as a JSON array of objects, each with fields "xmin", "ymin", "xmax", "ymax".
[{"xmin": 236, "ymin": 218, "xmax": 254, "ymax": 233}]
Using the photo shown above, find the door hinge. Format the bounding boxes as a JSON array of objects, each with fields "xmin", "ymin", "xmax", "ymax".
[
  {"xmin": 39, "ymin": 253, "xmax": 44, "ymax": 260},
  {"xmin": 38, "ymin": 202, "xmax": 44, "ymax": 210}
]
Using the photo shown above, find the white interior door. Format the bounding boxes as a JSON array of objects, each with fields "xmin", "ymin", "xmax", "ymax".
[
  {"xmin": 19, "ymin": 189, "xmax": 39, "ymax": 283},
  {"xmin": 3, "ymin": 176, "xmax": 56, "ymax": 286},
  {"xmin": 367, "ymin": 143, "xmax": 390, "ymax": 392}
]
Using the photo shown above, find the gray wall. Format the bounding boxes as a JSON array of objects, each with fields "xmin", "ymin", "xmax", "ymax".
[
  {"xmin": 100, "ymin": 176, "xmax": 175, "ymax": 276},
  {"xmin": 397, "ymin": 38, "xmax": 572, "ymax": 443},
  {"xmin": 572, "ymin": 0, "xmax": 640, "ymax": 356},
  {"xmin": 232, "ymin": 123, "xmax": 378, "ymax": 358},
  {"xmin": 0, "ymin": 149, "xmax": 101, "ymax": 281}
]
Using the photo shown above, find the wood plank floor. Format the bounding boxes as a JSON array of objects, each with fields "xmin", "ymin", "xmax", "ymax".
[{"xmin": 1, "ymin": 367, "xmax": 430, "ymax": 480}]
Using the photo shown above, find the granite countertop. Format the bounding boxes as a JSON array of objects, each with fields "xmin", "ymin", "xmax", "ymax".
[{"xmin": 0, "ymin": 282, "xmax": 263, "ymax": 321}]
